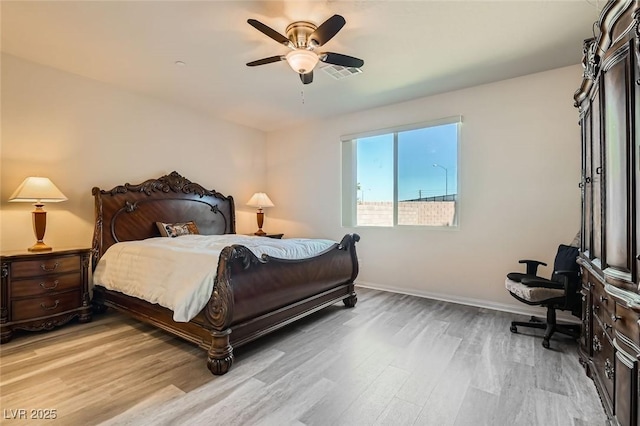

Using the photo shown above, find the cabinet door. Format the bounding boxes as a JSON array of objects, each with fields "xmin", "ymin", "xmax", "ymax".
[
  {"xmin": 582, "ymin": 107, "xmax": 593, "ymax": 256},
  {"xmin": 593, "ymin": 318, "xmax": 615, "ymax": 409},
  {"xmin": 634, "ymin": 35, "xmax": 640, "ymax": 286},
  {"xmin": 591, "ymin": 87, "xmax": 603, "ymax": 262},
  {"xmin": 615, "ymin": 347, "xmax": 638, "ymax": 426},
  {"xmin": 580, "ymin": 272, "xmax": 593, "ymax": 356},
  {"xmin": 602, "ymin": 43, "xmax": 632, "ymax": 275}
]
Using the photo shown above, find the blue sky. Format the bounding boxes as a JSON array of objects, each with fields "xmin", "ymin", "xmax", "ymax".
[{"xmin": 356, "ymin": 123, "xmax": 458, "ymax": 202}]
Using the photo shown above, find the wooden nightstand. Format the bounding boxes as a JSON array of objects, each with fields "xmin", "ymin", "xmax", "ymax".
[
  {"xmin": 262, "ymin": 233, "xmax": 283, "ymax": 239},
  {"xmin": 0, "ymin": 247, "xmax": 92, "ymax": 343}
]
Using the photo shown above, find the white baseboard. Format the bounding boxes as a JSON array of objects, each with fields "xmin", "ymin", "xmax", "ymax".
[{"xmin": 354, "ymin": 280, "xmax": 581, "ymax": 324}]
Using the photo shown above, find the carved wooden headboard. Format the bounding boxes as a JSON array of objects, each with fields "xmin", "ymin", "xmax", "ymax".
[{"xmin": 91, "ymin": 171, "xmax": 236, "ymax": 270}]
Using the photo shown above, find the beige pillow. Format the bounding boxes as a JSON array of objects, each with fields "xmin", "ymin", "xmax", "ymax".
[{"xmin": 156, "ymin": 221, "xmax": 199, "ymax": 238}]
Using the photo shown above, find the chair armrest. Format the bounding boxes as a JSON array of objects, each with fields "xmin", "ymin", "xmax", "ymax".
[
  {"xmin": 518, "ymin": 259, "xmax": 547, "ymax": 276},
  {"xmin": 520, "ymin": 277, "xmax": 563, "ymax": 289}
]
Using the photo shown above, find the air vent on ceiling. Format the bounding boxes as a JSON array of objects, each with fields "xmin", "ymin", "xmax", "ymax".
[{"xmin": 321, "ymin": 64, "xmax": 363, "ymax": 80}]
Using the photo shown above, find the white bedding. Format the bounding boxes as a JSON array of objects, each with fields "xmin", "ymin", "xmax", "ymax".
[{"xmin": 93, "ymin": 234, "xmax": 336, "ymax": 322}]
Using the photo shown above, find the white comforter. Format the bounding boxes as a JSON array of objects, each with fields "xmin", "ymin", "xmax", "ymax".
[{"xmin": 93, "ymin": 234, "xmax": 336, "ymax": 322}]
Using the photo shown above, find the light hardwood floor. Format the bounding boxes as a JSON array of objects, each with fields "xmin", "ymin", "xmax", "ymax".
[{"xmin": 1, "ymin": 287, "xmax": 607, "ymax": 425}]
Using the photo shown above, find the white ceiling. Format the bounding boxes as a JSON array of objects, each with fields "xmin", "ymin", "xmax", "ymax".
[{"xmin": 1, "ymin": 1, "xmax": 600, "ymax": 132}]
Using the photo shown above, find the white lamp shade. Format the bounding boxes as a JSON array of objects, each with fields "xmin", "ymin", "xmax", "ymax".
[
  {"xmin": 285, "ymin": 50, "xmax": 319, "ymax": 74},
  {"xmin": 9, "ymin": 177, "xmax": 68, "ymax": 203},
  {"xmin": 246, "ymin": 192, "xmax": 274, "ymax": 208}
]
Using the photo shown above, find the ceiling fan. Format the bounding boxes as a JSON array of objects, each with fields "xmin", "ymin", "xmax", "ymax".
[{"xmin": 246, "ymin": 14, "xmax": 364, "ymax": 85}]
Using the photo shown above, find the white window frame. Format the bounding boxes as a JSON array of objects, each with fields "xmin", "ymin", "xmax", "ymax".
[{"xmin": 341, "ymin": 115, "xmax": 462, "ymax": 228}]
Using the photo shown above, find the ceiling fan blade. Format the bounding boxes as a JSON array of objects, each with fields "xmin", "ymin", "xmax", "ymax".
[
  {"xmin": 320, "ymin": 52, "xmax": 364, "ymax": 68},
  {"xmin": 246, "ymin": 56, "xmax": 285, "ymax": 67},
  {"xmin": 300, "ymin": 71, "xmax": 313, "ymax": 85},
  {"xmin": 309, "ymin": 15, "xmax": 346, "ymax": 47},
  {"xmin": 248, "ymin": 19, "xmax": 292, "ymax": 47}
]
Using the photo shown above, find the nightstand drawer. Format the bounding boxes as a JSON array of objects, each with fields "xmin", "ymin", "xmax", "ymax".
[
  {"xmin": 10, "ymin": 255, "xmax": 80, "ymax": 278},
  {"xmin": 10, "ymin": 273, "xmax": 81, "ymax": 298},
  {"xmin": 12, "ymin": 291, "xmax": 81, "ymax": 321}
]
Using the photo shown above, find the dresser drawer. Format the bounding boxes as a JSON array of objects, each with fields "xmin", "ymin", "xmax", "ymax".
[
  {"xmin": 11, "ymin": 291, "xmax": 81, "ymax": 321},
  {"xmin": 1, "ymin": 248, "xmax": 91, "ymax": 343},
  {"xmin": 10, "ymin": 255, "xmax": 80, "ymax": 279},
  {"xmin": 10, "ymin": 273, "xmax": 81, "ymax": 298},
  {"xmin": 592, "ymin": 279, "xmax": 614, "ymax": 334},
  {"xmin": 614, "ymin": 303, "xmax": 640, "ymax": 348},
  {"xmin": 592, "ymin": 319, "xmax": 615, "ymax": 405}
]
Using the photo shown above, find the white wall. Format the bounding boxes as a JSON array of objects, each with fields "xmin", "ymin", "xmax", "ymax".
[
  {"xmin": 1, "ymin": 54, "xmax": 266, "ymax": 252},
  {"xmin": 0, "ymin": 53, "xmax": 584, "ymax": 315},
  {"xmin": 265, "ymin": 65, "xmax": 583, "ymax": 313}
]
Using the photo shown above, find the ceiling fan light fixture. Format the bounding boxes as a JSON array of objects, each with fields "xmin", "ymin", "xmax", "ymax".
[
  {"xmin": 247, "ymin": 15, "xmax": 362, "ymax": 84},
  {"xmin": 285, "ymin": 50, "xmax": 319, "ymax": 74}
]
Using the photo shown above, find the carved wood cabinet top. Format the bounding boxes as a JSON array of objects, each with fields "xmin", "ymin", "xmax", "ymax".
[{"xmin": 574, "ymin": 0, "xmax": 639, "ymax": 108}]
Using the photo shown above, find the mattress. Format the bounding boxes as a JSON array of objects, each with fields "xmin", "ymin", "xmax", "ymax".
[{"xmin": 93, "ymin": 234, "xmax": 336, "ymax": 322}]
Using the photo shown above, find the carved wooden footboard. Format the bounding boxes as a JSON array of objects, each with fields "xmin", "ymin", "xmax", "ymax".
[{"xmin": 91, "ymin": 172, "xmax": 360, "ymax": 375}]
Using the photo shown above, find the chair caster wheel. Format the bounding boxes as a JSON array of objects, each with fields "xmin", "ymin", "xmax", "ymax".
[
  {"xmin": 542, "ymin": 339, "xmax": 550, "ymax": 349},
  {"xmin": 510, "ymin": 325, "xmax": 517, "ymax": 333}
]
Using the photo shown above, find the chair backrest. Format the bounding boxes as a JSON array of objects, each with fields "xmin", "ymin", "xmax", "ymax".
[
  {"xmin": 551, "ymin": 244, "xmax": 581, "ymax": 314},
  {"xmin": 551, "ymin": 244, "xmax": 580, "ymax": 284}
]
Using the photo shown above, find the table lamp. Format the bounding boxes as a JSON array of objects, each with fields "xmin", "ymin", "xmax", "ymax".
[
  {"xmin": 9, "ymin": 176, "xmax": 68, "ymax": 252},
  {"xmin": 246, "ymin": 192, "xmax": 274, "ymax": 236}
]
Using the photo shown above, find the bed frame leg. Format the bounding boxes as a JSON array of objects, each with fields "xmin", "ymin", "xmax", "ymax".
[
  {"xmin": 343, "ymin": 291, "xmax": 358, "ymax": 308},
  {"xmin": 207, "ymin": 329, "xmax": 234, "ymax": 375}
]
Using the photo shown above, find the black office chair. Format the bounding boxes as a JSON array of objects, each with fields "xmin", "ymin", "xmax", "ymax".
[{"xmin": 505, "ymin": 244, "xmax": 582, "ymax": 349}]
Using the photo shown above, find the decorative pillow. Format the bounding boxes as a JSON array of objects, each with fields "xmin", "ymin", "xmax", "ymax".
[{"xmin": 156, "ymin": 221, "xmax": 199, "ymax": 238}]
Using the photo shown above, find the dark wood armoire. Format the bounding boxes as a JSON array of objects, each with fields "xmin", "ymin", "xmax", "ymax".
[{"xmin": 574, "ymin": 1, "xmax": 640, "ymax": 425}]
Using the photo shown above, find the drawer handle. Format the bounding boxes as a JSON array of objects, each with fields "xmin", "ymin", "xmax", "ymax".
[
  {"xmin": 611, "ymin": 314, "xmax": 622, "ymax": 322},
  {"xmin": 40, "ymin": 300, "xmax": 60, "ymax": 311},
  {"xmin": 39, "ymin": 280, "xmax": 59, "ymax": 290},
  {"xmin": 593, "ymin": 335, "xmax": 602, "ymax": 352},
  {"xmin": 604, "ymin": 323, "xmax": 612, "ymax": 331},
  {"xmin": 599, "ymin": 295, "xmax": 608, "ymax": 303},
  {"xmin": 604, "ymin": 358, "xmax": 614, "ymax": 380},
  {"xmin": 40, "ymin": 262, "xmax": 59, "ymax": 272}
]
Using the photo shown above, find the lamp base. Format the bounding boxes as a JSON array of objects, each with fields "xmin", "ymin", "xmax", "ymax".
[
  {"xmin": 254, "ymin": 210, "xmax": 266, "ymax": 236},
  {"xmin": 28, "ymin": 241, "xmax": 52, "ymax": 252},
  {"xmin": 29, "ymin": 206, "xmax": 51, "ymax": 252}
]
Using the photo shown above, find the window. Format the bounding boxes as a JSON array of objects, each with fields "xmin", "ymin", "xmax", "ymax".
[{"xmin": 341, "ymin": 116, "xmax": 461, "ymax": 227}]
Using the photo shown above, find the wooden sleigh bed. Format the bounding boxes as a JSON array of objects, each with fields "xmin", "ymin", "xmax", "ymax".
[{"xmin": 91, "ymin": 171, "xmax": 359, "ymax": 375}]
